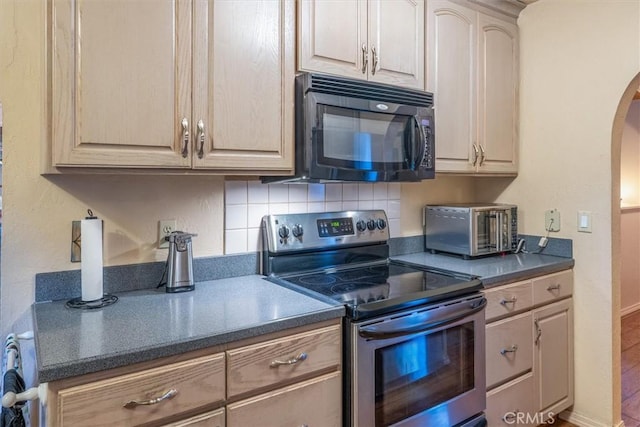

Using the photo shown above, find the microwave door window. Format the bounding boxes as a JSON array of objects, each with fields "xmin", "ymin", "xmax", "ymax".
[{"xmin": 317, "ymin": 105, "xmax": 411, "ymax": 170}]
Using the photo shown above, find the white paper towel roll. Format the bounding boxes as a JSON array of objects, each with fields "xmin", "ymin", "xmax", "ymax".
[{"xmin": 81, "ymin": 218, "xmax": 103, "ymax": 301}]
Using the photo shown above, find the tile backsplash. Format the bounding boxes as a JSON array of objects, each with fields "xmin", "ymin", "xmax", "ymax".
[{"xmin": 224, "ymin": 180, "xmax": 402, "ymax": 254}]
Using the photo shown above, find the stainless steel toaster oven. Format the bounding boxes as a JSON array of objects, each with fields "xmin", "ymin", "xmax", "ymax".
[{"xmin": 424, "ymin": 204, "xmax": 518, "ymax": 258}]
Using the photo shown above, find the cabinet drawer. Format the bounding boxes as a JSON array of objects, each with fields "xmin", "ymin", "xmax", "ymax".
[
  {"xmin": 486, "ymin": 311, "xmax": 533, "ymax": 389},
  {"xmin": 484, "ymin": 280, "xmax": 533, "ymax": 321},
  {"xmin": 162, "ymin": 407, "xmax": 225, "ymax": 427},
  {"xmin": 486, "ymin": 373, "xmax": 537, "ymax": 427},
  {"xmin": 57, "ymin": 353, "xmax": 225, "ymax": 427},
  {"xmin": 227, "ymin": 324, "xmax": 341, "ymax": 398},
  {"xmin": 533, "ymin": 270, "xmax": 573, "ymax": 305},
  {"xmin": 227, "ymin": 371, "xmax": 341, "ymax": 427}
]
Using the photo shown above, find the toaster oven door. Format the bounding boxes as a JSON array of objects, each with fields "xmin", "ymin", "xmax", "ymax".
[{"xmin": 475, "ymin": 209, "xmax": 512, "ymax": 254}]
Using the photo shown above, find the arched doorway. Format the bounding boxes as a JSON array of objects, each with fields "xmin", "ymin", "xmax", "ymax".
[{"xmin": 612, "ymin": 72, "xmax": 640, "ymax": 426}]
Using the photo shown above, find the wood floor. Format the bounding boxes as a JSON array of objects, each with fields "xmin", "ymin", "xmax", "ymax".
[{"xmin": 622, "ymin": 310, "xmax": 640, "ymax": 426}]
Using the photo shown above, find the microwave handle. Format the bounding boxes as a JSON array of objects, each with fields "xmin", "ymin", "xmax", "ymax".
[{"xmin": 411, "ymin": 116, "xmax": 427, "ymax": 169}]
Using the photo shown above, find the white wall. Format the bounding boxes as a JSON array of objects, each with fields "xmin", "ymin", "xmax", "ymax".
[
  {"xmin": 477, "ymin": 1, "xmax": 640, "ymax": 425},
  {"xmin": 621, "ymin": 100, "xmax": 640, "ymax": 316},
  {"xmin": 621, "ymin": 100, "xmax": 640, "ymax": 208}
]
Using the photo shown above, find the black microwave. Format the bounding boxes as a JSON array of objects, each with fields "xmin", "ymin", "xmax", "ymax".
[{"xmin": 263, "ymin": 73, "xmax": 435, "ymax": 183}]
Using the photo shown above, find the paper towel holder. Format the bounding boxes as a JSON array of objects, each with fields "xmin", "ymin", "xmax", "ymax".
[{"xmin": 66, "ymin": 209, "xmax": 119, "ymax": 310}]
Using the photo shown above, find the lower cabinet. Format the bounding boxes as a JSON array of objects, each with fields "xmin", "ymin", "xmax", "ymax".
[
  {"xmin": 47, "ymin": 320, "xmax": 341, "ymax": 427},
  {"xmin": 486, "ymin": 373, "xmax": 536, "ymax": 426},
  {"xmin": 162, "ymin": 408, "xmax": 225, "ymax": 427},
  {"xmin": 483, "ymin": 270, "xmax": 573, "ymax": 425},
  {"xmin": 227, "ymin": 372, "xmax": 341, "ymax": 426},
  {"xmin": 534, "ymin": 298, "xmax": 574, "ymax": 418}
]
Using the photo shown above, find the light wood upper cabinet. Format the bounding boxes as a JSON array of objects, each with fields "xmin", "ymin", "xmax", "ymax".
[
  {"xmin": 477, "ymin": 13, "xmax": 518, "ymax": 174},
  {"xmin": 192, "ymin": 0, "xmax": 294, "ymax": 171},
  {"xmin": 298, "ymin": 0, "xmax": 424, "ymax": 90},
  {"xmin": 50, "ymin": 0, "xmax": 294, "ymax": 174},
  {"xmin": 52, "ymin": 0, "xmax": 192, "ymax": 168},
  {"xmin": 427, "ymin": 0, "xmax": 518, "ymax": 174}
]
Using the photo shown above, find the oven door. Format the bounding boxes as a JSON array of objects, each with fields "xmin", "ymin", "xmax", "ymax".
[
  {"xmin": 351, "ymin": 295, "xmax": 487, "ymax": 427},
  {"xmin": 305, "ymin": 92, "xmax": 433, "ymax": 182}
]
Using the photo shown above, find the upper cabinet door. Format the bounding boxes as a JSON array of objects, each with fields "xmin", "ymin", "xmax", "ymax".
[
  {"xmin": 427, "ymin": 0, "xmax": 477, "ymax": 173},
  {"xmin": 51, "ymin": 0, "xmax": 192, "ymax": 168},
  {"xmin": 298, "ymin": 0, "xmax": 423, "ymax": 89},
  {"xmin": 192, "ymin": 0, "xmax": 294, "ymax": 173},
  {"xmin": 477, "ymin": 13, "xmax": 518, "ymax": 174},
  {"xmin": 298, "ymin": 0, "xmax": 368, "ymax": 80},
  {"xmin": 368, "ymin": 0, "xmax": 425, "ymax": 89}
]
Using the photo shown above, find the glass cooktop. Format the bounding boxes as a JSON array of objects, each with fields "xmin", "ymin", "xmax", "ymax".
[{"xmin": 278, "ymin": 261, "xmax": 482, "ymax": 320}]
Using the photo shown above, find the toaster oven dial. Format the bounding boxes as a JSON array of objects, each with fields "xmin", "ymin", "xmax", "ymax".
[
  {"xmin": 376, "ymin": 218, "xmax": 387, "ymax": 230},
  {"xmin": 291, "ymin": 224, "xmax": 303, "ymax": 238},
  {"xmin": 278, "ymin": 225, "xmax": 290, "ymax": 239},
  {"xmin": 367, "ymin": 219, "xmax": 376, "ymax": 231},
  {"xmin": 356, "ymin": 220, "xmax": 367, "ymax": 232}
]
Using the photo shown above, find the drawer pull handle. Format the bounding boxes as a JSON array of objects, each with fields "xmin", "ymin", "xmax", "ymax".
[
  {"xmin": 500, "ymin": 297, "xmax": 517, "ymax": 305},
  {"xmin": 547, "ymin": 284, "xmax": 561, "ymax": 291},
  {"xmin": 123, "ymin": 389, "xmax": 178, "ymax": 409},
  {"xmin": 270, "ymin": 352, "xmax": 308, "ymax": 368},
  {"xmin": 500, "ymin": 344, "xmax": 518, "ymax": 355},
  {"xmin": 534, "ymin": 319, "xmax": 542, "ymax": 345}
]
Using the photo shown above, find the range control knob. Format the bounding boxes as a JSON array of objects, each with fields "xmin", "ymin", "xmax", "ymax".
[
  {"xmin": 376, "ymin": 218, "xmax": 387, "ymax": 230},
  {"xmin": 278, "ymin": 225, "xmax": 290, "ymax": 239},
  {"xmin": 356, "ymin": 220, "xmax": 367, "ymax": 232},
  {"xmin": 291, "ymin": 224, "xmax": 303, "ymax": 238},
  {"xmin": 367, "ymin": 219, "xmax": 376, "ymax": 231}
]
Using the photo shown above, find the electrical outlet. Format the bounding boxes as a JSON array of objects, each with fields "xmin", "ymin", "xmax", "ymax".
[
  {"xmin": 158, "ymin": 219, "xmax": 176, "ymax": 249},
  {"xmin": 545, "ymin": 209, "xmax": 560, "ymax": 232}
]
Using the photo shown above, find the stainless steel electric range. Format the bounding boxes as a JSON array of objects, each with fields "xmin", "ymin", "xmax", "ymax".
[{"xmin": 261, "ymin": 210, "xmax": 488, "ymax": 427}]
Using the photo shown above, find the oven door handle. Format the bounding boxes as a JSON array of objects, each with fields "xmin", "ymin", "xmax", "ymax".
[{"xmin": 358, "ymin": 297, "xmax": 487, "ymax": 340}]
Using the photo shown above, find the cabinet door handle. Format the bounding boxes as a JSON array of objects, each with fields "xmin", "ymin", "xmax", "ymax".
[
  {"xmin": 500, "ymin": 296, "xmax": 517, "ymax": 305},
  {"xmin": 181, "ymin": 118, "xmax": 189, "ymax": 158},
  {"xmin": 500, "ymin": 344, "xmax": 518, "ymax": 355},
  {"xmin": 547, "ymin": 284, "xmax": 561, "ymax": 291},
  {"xmin": 196, "ymin": 119, "xmax": 205, "ymax": 159},
  {"xmin": 123, "ymin": 388, "xmax": 178, "ymax": 409},
  {"xmin": 371, "ymin": 46, "xmax": 378, "ymax": 75},
  {"xmin": 270, "ymin": 352, "xmax": 308, "ymax": 368},
  {"xmin": 534, "ymin": 319, "xmax": 542, "ymax": 345},
  {"xmin": 479, "ymin": 144, "xmax": 486, "ymax": 166},
  {"xmin": 361, "ymin": 44, "xmax": 368, "ymax": 74},
  {"xmin": 472, "ymin": 144, "xmax": 479, "ymax": 166}
]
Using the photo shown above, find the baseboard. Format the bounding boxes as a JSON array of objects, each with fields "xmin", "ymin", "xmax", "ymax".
[
  {"xmin": 621, "ymin": 302, "xmax": 640, "ymax": 317},
  {"xmin": 560, "ymin": 409, "xmax": 625, "ymax": 427}
]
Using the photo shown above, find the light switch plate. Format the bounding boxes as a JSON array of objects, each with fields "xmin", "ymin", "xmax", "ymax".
[
  {"xmin": 545, "ymin": 209, "xmax": 560, "ymax": 232},
  {"xmin": 578, "ymin": 210, "xmax": 592, "ymax": 233}
]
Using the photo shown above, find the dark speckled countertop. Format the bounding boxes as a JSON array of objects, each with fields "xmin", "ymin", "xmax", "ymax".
[
  {"xmin": 33, "ymin": 275, "xmax": 344, "ymax": 383},
  {"xmin": 392, "ymin": 252, "xmax": 574, "ymax": 287}
]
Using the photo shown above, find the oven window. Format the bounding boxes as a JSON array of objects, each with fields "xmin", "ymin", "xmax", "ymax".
[
  {"xmin": 374, "ymin": 322, "xmax": 475, "ymax": 427},
  {"xmin": 317, "ymin": 105, "xmax": 413, "ymax": 170}
]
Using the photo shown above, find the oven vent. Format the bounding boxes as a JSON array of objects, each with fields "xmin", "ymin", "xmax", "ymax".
[{"xmin": 307, "ymin": 73, "xmax": 433, "ymax": 107}]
